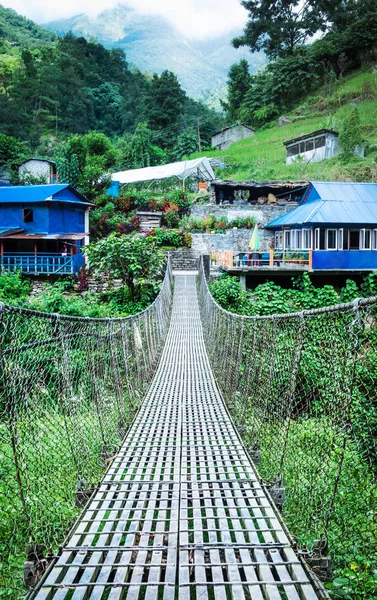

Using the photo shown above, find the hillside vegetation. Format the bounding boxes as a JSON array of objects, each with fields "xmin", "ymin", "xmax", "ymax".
[{"xmin": 192, "ymin": 68, "xmax": 377, "ymax": 182}]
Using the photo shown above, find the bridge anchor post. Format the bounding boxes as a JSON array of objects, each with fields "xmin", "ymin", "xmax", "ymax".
[{"xmin": 304, "ymin": 539, "xmax": 333, "ymax": 582}]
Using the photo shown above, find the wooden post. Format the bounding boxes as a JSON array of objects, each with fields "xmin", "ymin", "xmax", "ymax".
[
  {"xmin": 33, "ymin": 242, "xmax": 37, "ymax": 256},
  {"xmin": 309, "ymin": 250, "xmax": 313, "ymax": 270},
  {"xmin": 269, "ymin": 248, "xmax": 274, "ymax": 268}
]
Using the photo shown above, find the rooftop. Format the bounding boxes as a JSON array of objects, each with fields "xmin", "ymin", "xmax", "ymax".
[
  {"xmin": 266, "ymin": 181, "xmax": 377, "ymax": 227},
  {"xmin": 283, "ymin": 129, "xmax": 339, "ymax": 147},
  {"xmin": 0, "ymin": 184, "xmax": 92, "ymax": 205},
  {"xmin": 212, "ymin": 124, "xmax": 254, "ymax": 137}
]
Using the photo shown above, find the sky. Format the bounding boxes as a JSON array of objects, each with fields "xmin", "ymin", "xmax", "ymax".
[{"xmin": 3, "ymin": 0, "xmax": 248, "ymax": 39}]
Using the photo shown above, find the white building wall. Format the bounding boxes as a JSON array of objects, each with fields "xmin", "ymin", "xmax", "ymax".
[
  {"xmin": 286, "ymin": 133, "xmax": 339, "ymax": 165},
  {"xmin": 19, "ymin": 160, "xmax": 53, "ymax": 183},
  {"xmin": 212, "ymin": 125, "xmax": 254, "ymax": 150}
]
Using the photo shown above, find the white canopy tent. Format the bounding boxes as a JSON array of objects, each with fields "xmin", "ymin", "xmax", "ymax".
[{"xmin": 111, "ymin": 157, "xmax": 215, "ymax": 185}]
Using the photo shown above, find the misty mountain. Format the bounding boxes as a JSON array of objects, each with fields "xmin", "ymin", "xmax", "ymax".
[{"xmin": 46, "ymin": 4, "xmax": 265, "ymax": 98}]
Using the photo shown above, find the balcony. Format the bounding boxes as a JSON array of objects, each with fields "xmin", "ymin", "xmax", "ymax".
[
  {"xmin": 0, "ymin": 253, "xmax": 84, "ymax": 275},
  {"xmin": 214, "ymin": 250, "xmax": 311, "ymax": 271}
]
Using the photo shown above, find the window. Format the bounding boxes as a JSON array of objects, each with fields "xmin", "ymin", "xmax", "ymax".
[
  {"xmin": 326, "ymin": 229, "xmax": 337, "ymax": 250},
  {"xmin": 315, "ymin": 135, "xmax": 326, "ymax": 149},
  {"xmin": 287, "ymin": 143, "xmax": 299, "ymax": 157},
  {"xmin": 371, "ymin": 228, "xmax": 377, "ymax": 250},
  {"xmin": 299, "ymin": 141, "xmax": 305, "ymax": 154},
  {"xmin": 275, "ymin": 231, "xmax": 283, "ymax": 249},
  {"xmin": 302, "ymin": 229, "xmax": 312, "ymax": 250},
  {"xmin": 338, "ymin": 229, "xmax": 344, "ymax": 252},
  {"xmin": 23, "ymin": 208, "xmax": 33, "ymax": 223},
  {"xmin": 360, "ymin": 229, "xmax": 372, "ymax": 250},
  {"xmin": 314, "ymin": 228, "xmax": 320, "ymax": 250},
  {"xmin": 349, "ymin": 230, "xmax": 360, "ymax": 250},
  {"xmin": 284, "ymin": 230, "xmax": 291, "ymax": 250},
  {"xmin": 305, "ymin": 139, "xmax": 314, "ymax": 152}
]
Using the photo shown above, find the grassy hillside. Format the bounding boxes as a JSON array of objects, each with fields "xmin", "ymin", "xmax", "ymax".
[{"xmin": 192, "ymin": 68, "xmax": 377, "ymax": 182}]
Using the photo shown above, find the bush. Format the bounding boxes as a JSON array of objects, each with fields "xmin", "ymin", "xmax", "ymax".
[{"xmin": 0, "ymin": 270, "xmax": 31, "ymax": 302}]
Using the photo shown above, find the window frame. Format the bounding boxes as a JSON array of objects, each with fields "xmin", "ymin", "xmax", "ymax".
[
  {"xmin": 284, "ymin": 230, "xmax": 291, "ymax": 250},
  {"xmin": 360, "ymin": 228, "xmax": 372, "ymax": 250},
  {"xmin": 22, "ymin": 207, "xmax": 34, "ymax": 223},
  {"xmin": 337, "ymin": 228, "xmax": 344, "ymax": 252},
  {"xmin": 326, "ymin": 228, "xmax": 338, "ymax": 251},
  {"xmin": 302, "ymin": 229, "xmax": 312, "ymax": 250},
  {"xmin": 372, "ymin": 229, "xmax": 377, "ymax": 250}
]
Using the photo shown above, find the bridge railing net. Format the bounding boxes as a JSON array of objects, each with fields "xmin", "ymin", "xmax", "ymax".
[
  {"xmin": 0, "ymin": 259, "xmax": 173, "ymax": 593},
  {"xmin": 198, "ymin": 264, "xmax": 377, "ymax": 583}
]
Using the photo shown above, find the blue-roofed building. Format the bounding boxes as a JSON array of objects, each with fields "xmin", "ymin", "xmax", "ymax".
[
  {"xmin": 0, "ymin": 185, "xmax": 93, "ymax": 275},
  {"xmin": 266, "ymin": 181, "xmax": 377, "ymax": 271}
]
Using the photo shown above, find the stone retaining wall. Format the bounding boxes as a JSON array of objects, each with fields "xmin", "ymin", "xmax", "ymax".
[{"xmin": 190, "ymin": 201, "xmax": 297, "ymax": 254}]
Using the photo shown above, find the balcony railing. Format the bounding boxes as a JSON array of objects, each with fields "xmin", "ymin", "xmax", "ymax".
[
  {"xmin": 214, "ymin": 250, "xmax": 312, "ymax": 270},
  {"xmin": 1, "ymin": 253, "xmax": 75, "ymax": 275}
]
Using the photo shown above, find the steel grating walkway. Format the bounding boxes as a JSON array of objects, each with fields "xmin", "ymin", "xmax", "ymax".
[{"xmin": 34, "ymin": 275, "xmax": 320, "ymax": 600}]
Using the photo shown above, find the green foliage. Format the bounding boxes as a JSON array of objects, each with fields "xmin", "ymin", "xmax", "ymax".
[
  {"xmin": 233, "ymin": 0, "xmax": 327, "ymax": 59},
  {"xmin": 163, "ymin": 203, "xmax": 180, "ymax": 228},
  {"xmin": 211, "ymin": 271, "xmax": 377, "ymax": 316},
  {"xmin": 0, "ymin": 271, "xmax": 31, "ymax": 302},
  {"xmin": 210, "ymin": 274, "xmax": 251, "ymax": 314},
  {"xmin": 187, "ymin": 214, "xmax": 256, "ymax": 231},
  {"xmin": 144, "ymin": 70, "xmax": 187, "ymax": 149},
  {"xmin": 340, "ymin": 107, "xmax": 364, "ymax": 154},
  {"xmin": 172, "ymin": 129, "xmax": 199, "ymax": 161},
  {"xmin": 0, "ymin": 14, "xmax": 223, "ymax": 152},
  {"xmin": 226, "ymin": 60, "xmax": 253, "ymax": 122},
  {"xmin": 148, "ymin": 228, "xmax": 191, "ymax": 248},
  {"xmin": 55, "ymin": 132, "xmax": 118, "ymax": 198},
  {"xmin": 85, "ymin": 233, "xmax": 166, "ymax": 301},
  {"xmin": 0, "ymin": 132, "xmax": 29, "ymax": 172}
]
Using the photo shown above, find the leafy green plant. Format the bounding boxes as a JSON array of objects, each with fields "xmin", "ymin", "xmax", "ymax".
[{"xmin": 85, "ymin": 233, "xmax": 166, "ymax": 302}]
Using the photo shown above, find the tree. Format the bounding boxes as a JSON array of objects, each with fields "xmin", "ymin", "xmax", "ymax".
[
  {"xmin": 55, "ymin": 132, "xmax": 119, "ymax": 198},
  {"xmin": 233, "ymin": 0, "xmax": 328, "ymax": 59},
  {"xmin": 144, "ymin": 70, "xmax": 186, "ymax": 148},
  {"xmin": 85, "ymin": 234, "xmax": 166, "ymax": 301},
  {"xmin": 226, "ymin": 60, "xmax": 253, "ymax": 122},
  {"xmin": 339, "ymin": 107, "xmax": 364, "ymax": 154},
  {"xmin": 172, "ymin": 129, "xmax": 198, "ymax": 160},
  {"xmin": 130, "ymin": 122, "xmax": 153, "ymax": 168}
]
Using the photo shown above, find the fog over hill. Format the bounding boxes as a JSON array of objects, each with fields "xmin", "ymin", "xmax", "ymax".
[{"xmin": 46, "ymin": 4, "xmax": 265, "ymax": 98}]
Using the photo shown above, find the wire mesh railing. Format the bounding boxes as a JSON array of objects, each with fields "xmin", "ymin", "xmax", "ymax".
[
  {"xmin": 198, "ymin": 260, "xmax": 377, "ymax": 592},
  {"xmin": 0, "ymin": 258, "xmax": 173, "ymax": 595}
]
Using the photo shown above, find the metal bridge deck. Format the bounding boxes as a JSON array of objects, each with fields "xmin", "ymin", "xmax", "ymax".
[{"xmin": 34, "ymin": 275, "xmax": 319, "ymax": 600}]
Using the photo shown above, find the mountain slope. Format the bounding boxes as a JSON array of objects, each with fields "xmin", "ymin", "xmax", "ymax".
[
  {"xmin": 46, "ymin": 4, "xmax": 265, "ymax": 98},
  {"xmin": 0, "ymin": 5, "xmax": 56, "ymax": 47}
]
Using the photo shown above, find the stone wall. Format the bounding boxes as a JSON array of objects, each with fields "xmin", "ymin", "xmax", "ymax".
[{"xmin": 190, "ymin": 201, "xmax": 297, "ymax": 254}]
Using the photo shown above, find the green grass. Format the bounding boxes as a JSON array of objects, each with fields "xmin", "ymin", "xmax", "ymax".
[{"xmin": 192, "ymin": 67, "xmax": 377, "ymax": 182}]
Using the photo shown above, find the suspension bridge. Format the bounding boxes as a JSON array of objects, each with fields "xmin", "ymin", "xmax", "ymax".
[{"xmin": 1, "ymin": 259, "xmax": 376, "ymax": 598}]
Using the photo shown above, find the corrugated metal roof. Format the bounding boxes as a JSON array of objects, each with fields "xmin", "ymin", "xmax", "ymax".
[
  {"xmin": 266, "ymin": 181, "xmax": 377, "ymax": 228},
  {"xmin": 307, "ymin": 181, "xmax": 377, "ymax": 203},
  {"xmin": 0, "ymin": 185, "xmax": 92, "ymax": 205},
  {"xmin": 283, "ymin": 130, "xmax": 338, "ymax": 146}
]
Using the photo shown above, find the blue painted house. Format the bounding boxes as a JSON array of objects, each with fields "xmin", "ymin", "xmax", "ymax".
[
  {"xmin": 0, "ymin": 184, "xmax": 92, "ymax": 275},
  {"xmin": 266, "ymin": 181, "xmax": 377, "ymax": 271}
]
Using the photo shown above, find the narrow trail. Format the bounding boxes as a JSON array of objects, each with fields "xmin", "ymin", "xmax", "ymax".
[{"xmin": 33, "ymin": 275, "xmax": 319, "ymax": 600}]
